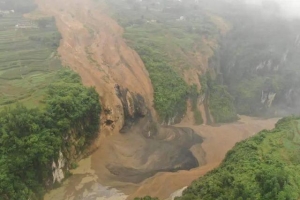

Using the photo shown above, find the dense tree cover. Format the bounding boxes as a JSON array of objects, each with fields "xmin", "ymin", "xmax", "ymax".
[
  {"xmin": 200, "ymin": 73, "xmax": 238, "ymax": 123},
  {"xmin": 0, "ymin": 70, "xmax": 101, "ymax": 200},
  {"xmin": 133, "ymin": 42, "xmax": 189, "ymax": 123},
  {"xmin": 190, "ymin": 85, "xmax": 203, "ymax": 125},
  {"xmin": 107, "ymin": 1, "xmax": 216, "ymax": 124},
  {"xmin": 135, "ymin": 118, "xmax": 300, "ymax": 200},
  {"xmin": 208, "ymin": 84, "xmax": 238, "ymax": 123},
  {"xmin": 107, "ymin": 0, "xmax": 300, "ymax": 121},
  {"xmin": 176, "ymin": 117, "xmax": 300, "ymax": 200},
  {"xmin": 106, "ymin": 0, "xmax": 245, "ymax": 124},
  {"xmin": 123, "ymin": 24, "xmax": 193, "ymax": 122}
]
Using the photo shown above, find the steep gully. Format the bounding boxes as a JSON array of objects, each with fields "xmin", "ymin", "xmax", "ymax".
[{"xmin": 35, "ymin": 0, "xmax": 278, "ymax": 199}]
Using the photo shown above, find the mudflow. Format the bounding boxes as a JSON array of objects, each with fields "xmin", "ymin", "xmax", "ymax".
[{"xmin": 35, "ymin": 0, "xmax": 279, "ymax": 199}]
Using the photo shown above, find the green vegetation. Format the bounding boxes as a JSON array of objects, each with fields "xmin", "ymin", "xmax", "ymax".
[
  {"xmin": 176, "ymin": 117, "xmax": 300, "ymax": 200},
  {"xmin": 208, "ymin": 84, "xmax": 237, "ymax": 123},
  {"xmin": 212, "ymin": 1, "xmax": 300, "ymax": 116},
  {"xmin": 0, "ymin": 2, "xmax": 102, "ymax": 199},
  {"xmin": 200, "ymin": 73, "xmax": 238, "ymax": 123},
  {"xmin": 190, "ymin": 85, "xmax": 203, "ymax": 125},
  {"xmin": 0, "ymin": 70, "xmax": 101, "ymax": 200},
  {"xmin": 194, "ymin": 109, "xmax": 203, "ymax": 125},
  {"xmin": 107, "ymin": 0, "xmax": 300, "ymax": 120},
  {"xmin": 132, "ymin": 39, "xmax": 189, "ymax": 122},
  {"xmin": 122, "ymin": 23, "xmax": 193, "ymax": 122},
  {"xmin": 106, "ymin": 0, "xmax": 223, "ymax": 122},
  {"xmin": 0, "ymin": 10, "xmax": 62, "ymax": 107}
]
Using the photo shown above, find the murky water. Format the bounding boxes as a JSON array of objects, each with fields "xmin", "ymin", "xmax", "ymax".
[
  {"xmin": 72, "ymin": 183, "xmax": 128, "ymax": 200},
  {"xmin": 45, "ymin": 116, "xmax": 278, "ymax": 200},
  {"xmin": 45, "ymin": 156, "xmax": 128, "ymax": 200}
]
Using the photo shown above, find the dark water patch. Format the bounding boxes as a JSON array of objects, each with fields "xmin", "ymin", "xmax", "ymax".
[{"xmin": 105, "ymin": 121, "xmax": 204, "ymax": 183}]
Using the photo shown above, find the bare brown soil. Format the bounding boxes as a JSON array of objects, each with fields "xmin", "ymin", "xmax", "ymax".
[
  {"xmin": 36, "ymin": 1, "xmax": 280, "ymax": 200},
  {"xmin": 35, "ymin": 0, "xmax": 155, "ymax": 140},
  {"xmin": 44, "ymin": 115, "xmax": 278, "ymax": 200},
  {"xmin": 128, "ymin": 116, "xmax": 278, "ymax": 199}
]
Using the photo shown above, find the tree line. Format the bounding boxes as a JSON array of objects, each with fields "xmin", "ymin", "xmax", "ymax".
[{"xmin": 0, "ymin": 70, "xmax": 101, "ymax": 200}]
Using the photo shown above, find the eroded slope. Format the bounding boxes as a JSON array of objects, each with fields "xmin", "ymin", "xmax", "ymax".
[
  {"xmin": 35, "ymin": 0, "xmax": 205, "ymax": 197},
  {"xmin": 35, "ymin": 0, "xmax": 155, "ymax": 137}
]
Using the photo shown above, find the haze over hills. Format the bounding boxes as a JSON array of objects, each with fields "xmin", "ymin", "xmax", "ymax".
[
  {"xmin": 0, "ymin": 0, "xmax": 300, "ymax": 200},
  {"xmin": 245, "ymin": 0, "xmax": 300, "ymax": 18}
]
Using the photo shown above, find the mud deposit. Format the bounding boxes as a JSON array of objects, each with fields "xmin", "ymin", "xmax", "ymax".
[
  {"xmin": 35, "ymin": 0, "xmax": 280, "ymax": 199},
  {"xmin": 44, "ymin": 116, "xmax": 278, "ymax": 200},
  {"xmin": 45, "ymin": 119, "xmax": 205, "ymax": 200},
  {"xmin": 99, "ymin": 120, "xmax": 204, "ymax": 184}
]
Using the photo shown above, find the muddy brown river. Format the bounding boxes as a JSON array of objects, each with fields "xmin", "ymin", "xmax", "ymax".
[
  {"xmin": 33, "ymin": 1, "xmax": 279, "ymax": 199},
  {"xmin": 44, "ymin": 116, "xmax": 278, "ymax": 200}
]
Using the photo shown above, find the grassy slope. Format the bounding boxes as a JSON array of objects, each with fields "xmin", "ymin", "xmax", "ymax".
[
  {"xmin": 0, "ymin": 13, "xmax": 61, "ymax": 108},
  {"xmin": 177, "ymin": 117, "xmax": 300, "ymax": 200}
]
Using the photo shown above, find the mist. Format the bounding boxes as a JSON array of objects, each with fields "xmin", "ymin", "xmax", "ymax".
[
  {"xmin": 245, "ymin": 0, "xmax": 300, "ymax": 19},
  {"xmin": 278, "ymin": 0, "xmax": 300, "ymax": 18},
  {"xmin": 2, "ymin": 0, "xmax": 300, "ymax": 199}
]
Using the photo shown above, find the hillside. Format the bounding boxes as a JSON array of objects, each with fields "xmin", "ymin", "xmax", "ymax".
[
  {"xmin": 1, "ymin": 0, "xmax": 300, "ymax": 199},
  {"xmin": 107, "ymin": 0, "xmax": 300, "ymax": 122},
  {"xmin": 0, "ymin": 71, "xmax": 101, "ymax": 200},
  {"xmin": 29, "ymin": 0, "xmax": 280, "ymax": 199},
  {"xmin": 0, "ymin": 1, "xmax": 102, "ymax": 199},
  {"xmin": 133, "ymin": 117, "xmax": 300, "ymax": 200},
  {"xmin": 206, "ymin": 0, "xmax": 300, "ymax": 117},
  {"xmin": 0, "ymin": 0, "xmax": 62, "ymax": 108},
  {"xmin": 176, "ymin": 117, "xmax": 300, "ymax": 200},
  {"xmin": 107, "ymin": 0, "xmax": 237, "ymax": 124}
]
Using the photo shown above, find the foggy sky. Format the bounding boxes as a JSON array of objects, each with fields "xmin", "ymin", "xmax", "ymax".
[
  {"xmin": 246, "ymin": 0, "xmax": 300, "ymax": 18},
  {"xmin": 277, "ymin": 0, "xmax": 300, "ymax": 18}
]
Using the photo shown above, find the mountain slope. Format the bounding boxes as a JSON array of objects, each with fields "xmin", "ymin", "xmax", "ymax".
[
  {"xmin": 0, "ymin": 0, "xmax": 61, "ymax": 108},
  {"xmin": 177, "ymin": 117, "xmax": 300, "ymax": 200},
  {"xmin": 210, "ymin": 0, "xmax": 300, "ymax": 117},
  {"xmin": 34, "ymin": 1, "xmax": 206, "ymax": 197},
  {"xmin": 106, "ymin": 0, "xmax": 237, "ymax": 124},
  {"xmin": 35, "ymin": 0, "xmax": 155, "ymax": 137}
]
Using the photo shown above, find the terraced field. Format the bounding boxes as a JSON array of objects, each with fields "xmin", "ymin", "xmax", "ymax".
[{"xmin": 0, "ymin": 13, "xmax": 62, "ymax": 108}]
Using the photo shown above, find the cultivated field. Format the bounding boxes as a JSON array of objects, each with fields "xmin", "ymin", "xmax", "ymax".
[{"xmin": 0, "ymin": 13, "xmax": 62, "ymax": 108}]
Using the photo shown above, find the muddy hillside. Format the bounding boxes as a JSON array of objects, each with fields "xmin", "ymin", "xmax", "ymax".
[
  {"xmin": 36, "ymin": 0, "xmax": 155, "ymax": 137},
  {"xmin": 34, "ymin": 0, "xmax": 280, "ymax": 200},
  {"xmin": 35, "ymin": 0, "xmax": 204, "ymax": 185}
]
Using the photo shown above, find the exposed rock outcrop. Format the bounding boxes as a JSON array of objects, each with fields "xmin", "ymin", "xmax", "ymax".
[{"xmin": 52, "ymin": 151, "xmax": 65, "ymax": 183}]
